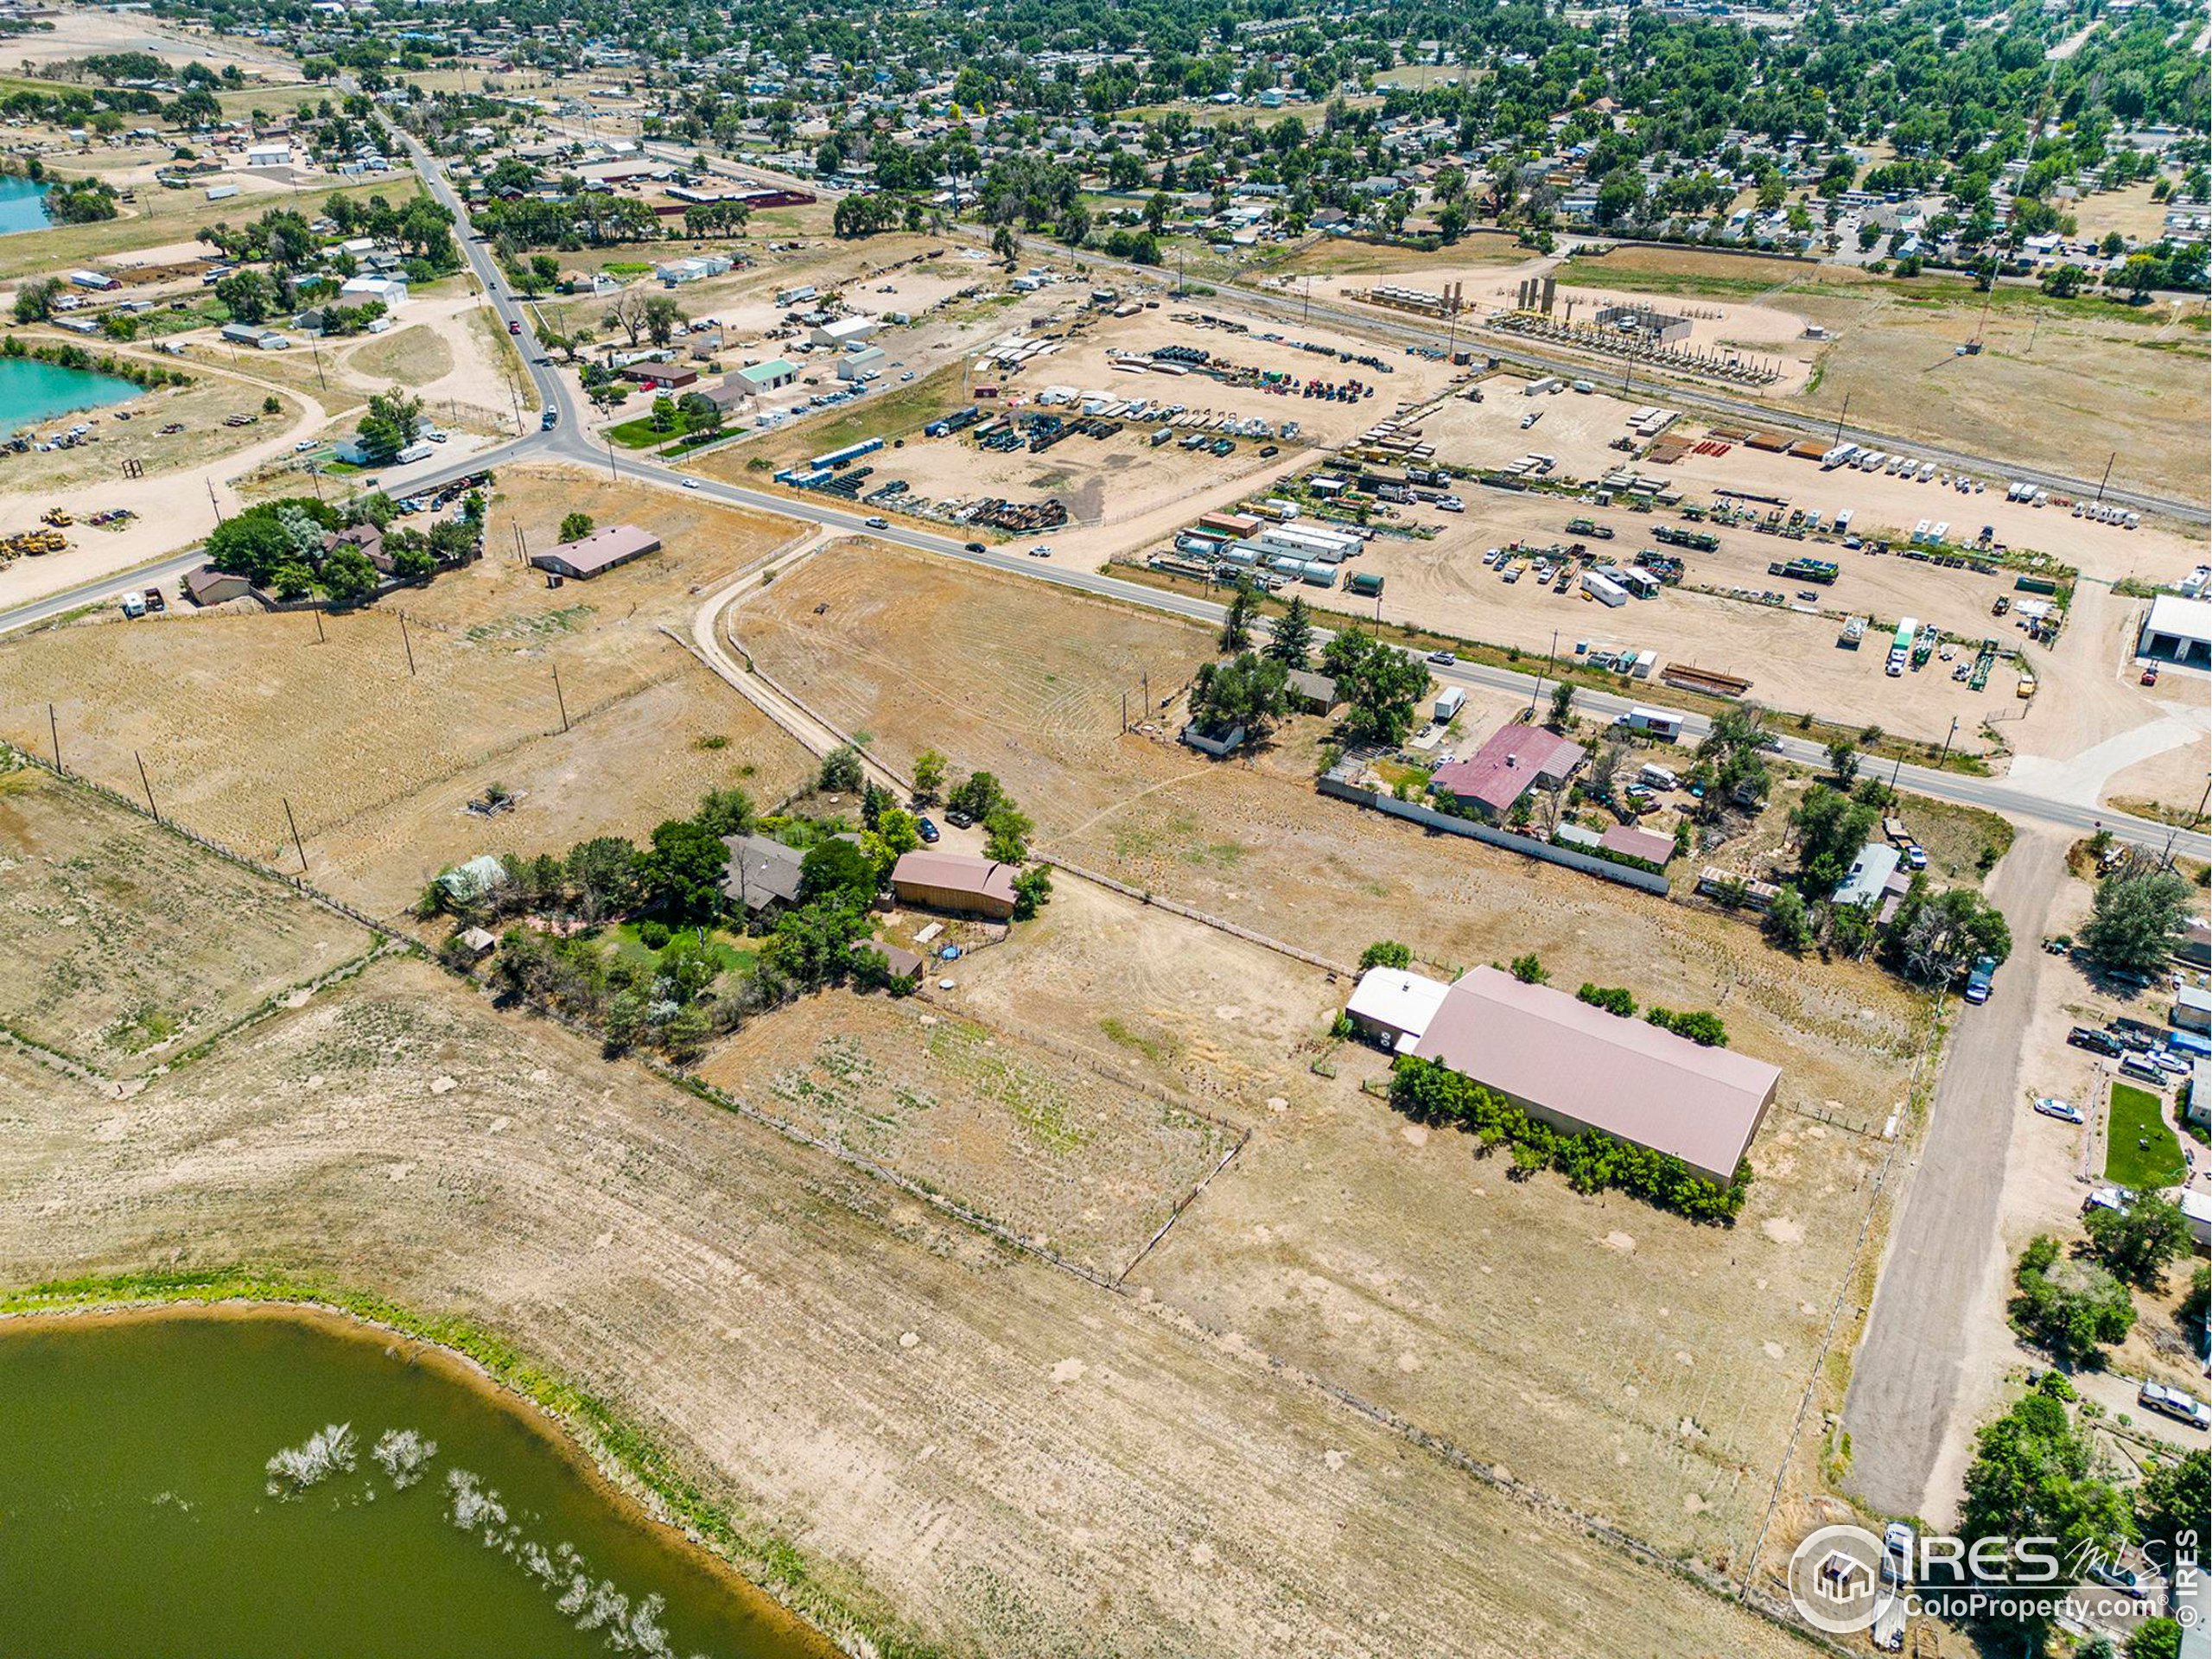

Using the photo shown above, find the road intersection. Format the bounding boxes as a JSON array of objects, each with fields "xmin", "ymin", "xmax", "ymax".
[{"xmin": 3, "ymin": 135, "xmax": 2202, "ymax": 863}]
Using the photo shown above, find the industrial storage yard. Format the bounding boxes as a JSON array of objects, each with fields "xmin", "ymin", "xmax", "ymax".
[{"xmin": 0, "ymin": 16, "xmax": 2205, "ymax": 1658}]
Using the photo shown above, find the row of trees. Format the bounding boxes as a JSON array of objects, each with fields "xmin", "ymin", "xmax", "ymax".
[
  {"xmin": 2010, "ymin": 1193, "xmax": 2201, "ymax": 1366},
  {"xmin": 205, "ymin": 482, "xmax": 481, "ymax": 603},
  {"xmin": 1390, "ymin": 1054, "xmax": 1751, "ymax": 1222}
]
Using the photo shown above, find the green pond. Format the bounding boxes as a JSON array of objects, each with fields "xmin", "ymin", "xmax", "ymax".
[
  {"xmin": 0, "ymin": 354, "xmax": 140, "ymax": 433},
  {"xmin": 0, "ymin": 1310, "xmax": 836, "ymax": 1659}
]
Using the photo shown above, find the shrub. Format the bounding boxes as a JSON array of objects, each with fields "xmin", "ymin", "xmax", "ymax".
[
  {"xmin": 637, "ymin": 919, "xmax": 671, "ymax": 950},
  {"xmin": 1508, "ymin": 953, "xmax": 1548, "ymax": 985},
  {"xmin": 1360, "ymin": 939, "xmax": 1412, "ymax": 971},
  {"xmin": 1390, "ymin": 1056, "xmax": 1749, "ymax": 1222},
  {"xmin": 1575, "ymin": 983, "xmax": 1635, "ymax": 1017}
]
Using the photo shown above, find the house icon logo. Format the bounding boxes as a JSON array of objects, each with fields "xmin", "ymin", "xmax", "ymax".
[{"xmin": 1789, "ymin": 1524, "xmax": 1894, "ymax": 1635}]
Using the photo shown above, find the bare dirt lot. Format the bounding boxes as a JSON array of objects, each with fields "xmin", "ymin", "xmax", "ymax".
[
  {"xmin": 0, "ymin": 761, "xmax": 371, "ymax": 1074},
  {"xmin": 0, "ymin": 467, "xmax": 816, "ymax": 914},
  {"xmin": 699, "ymin": 988, "xmax": 1236, "ymax": 1279},
  {"xmin": 0, "ymin": 946, "xmax": 1822, "ymax": 1659},
  {"xmin": 738, "ymin": 540, "xmax": 1215, "ymax": 830},
  {"xmin": 1542, "ymin": 248, "xmax": 2210, "ymax": 500}
]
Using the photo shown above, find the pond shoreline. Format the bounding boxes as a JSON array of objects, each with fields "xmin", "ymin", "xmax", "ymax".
[{"xmin": 0, "ymin": 1277, "xmax": 866, "ymax": 1659}]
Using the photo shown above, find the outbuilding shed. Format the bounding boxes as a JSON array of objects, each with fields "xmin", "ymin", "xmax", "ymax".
[
  {"xmin": 890, "ymin": 850, "xmax": 1017, "ymax": 919},
  {"xmin": 1410, "ymin": 966, "xmax": 1781, "ymax": 1185},
  {"xmin": 531, "ymin": 523, "xmax": 661, "ymax": 580}
]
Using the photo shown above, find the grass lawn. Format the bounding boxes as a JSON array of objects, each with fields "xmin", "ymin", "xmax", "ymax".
[
  {"xmin": 2106, "ymin": 1082, "xmax": 2188, "ymax": 1190},
  {"xmin": 607, "ymin": 919, "xmax": 757, "ymax": 980},
  {"xmin": 606, "ymin": 415, "xmax": 685, "ymax": 448}
]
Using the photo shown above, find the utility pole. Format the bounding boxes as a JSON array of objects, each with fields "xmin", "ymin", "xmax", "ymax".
[
  {"xmin": 1831, "ymin": 389, "xmax": 1851, "ymax": 447},
  {"xmin": 607, "ymin": 437, "xmax": 618, "ymax": 480},
  {"xmin": 2093, "ymin": 450, "xmax": 2115, "ymax": 505},
  {"xmin": 282, "ymin": 798, "xmax": 309, "ymax": 874},
  {"xmin": 314, "ymin": 608, "xmax": 326, "ymax": 645},
  {"xmin": 207, "ymin": 479, "xmax": 224, "ymax": 524},
  {"xmin": 1935, "ymin": 715, "xmax": 1960, "ymax": 772},
  {"xmin": 135, "ymin": 751, "xmax": 158, "ymax": 821},
  {"xmin": 398, "ymin": 610, "xmax": 416, "ymax": 676},
  {"xmin": 551, "ymin": 662, "xmax": 569, "ymax": 733},
  {"xmin": 47, "ymin": 702, "xmax": 60, "ymax": 771}
]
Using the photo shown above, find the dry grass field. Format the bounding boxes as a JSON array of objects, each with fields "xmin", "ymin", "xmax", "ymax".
[
  {"xmin": 0, "ymin": 763, "xmax": 372, "ymax": 1074},
  {"xmin": 699, "ymin": 989, "xmax": 1236, "ymax": 1278},
  {"xmin": 950, "ymin": 869, "xmax": 1922, "ymax": 1573},
  {"xmin": 735, "ymin": 553, "xmax": 1933, "ymax": 1568},
  {"xmin": 346, "ymin": 322, "xmax": 457, "ymax": 387},
  {"xmin": 0, "ymin": 947, "xmax": 1826, "ymax": 1659},
  {"xmin": 1553, "ymin": 248, "xmax": 2209, "ymax": 495},
  {"xmin": 0, "ymin": 467, "xmax": 816, "ymax": 914},
  {"xmin": 739, "ymin": 541, "xmax": 1215, "ymax": 830}
]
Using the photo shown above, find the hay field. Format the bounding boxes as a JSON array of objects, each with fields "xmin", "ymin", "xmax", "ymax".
[
  {"xmin": 699, "ymin": 989, "xmax": 1236, "ymax": 1277},
  {"xmin": 0, "ymin": 950, "xmax": 1822, "ymax": 1659},
  {"xmin": 739, "ymin": 541, "xmax": 1215, "ymax": 830},
  {"xmin": 0, "ymin": 467, "xmax": 815, "ymax": 913},
  {"xmin": 0, "ymin": 764, "xmax": 371, "ymax": 1074}
]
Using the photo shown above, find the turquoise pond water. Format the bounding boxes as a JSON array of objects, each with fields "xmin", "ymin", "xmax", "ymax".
[
  {"xmin": 0, "ymin": 174, "xmax": 50, "ymax": 233},
  {"xmin": 0, "ymin": 356, "xmax": 141, "ymax": 434}
]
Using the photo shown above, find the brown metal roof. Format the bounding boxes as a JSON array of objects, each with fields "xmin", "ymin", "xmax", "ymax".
[
  {"xmin": 1412, "ymin": 966, "xmax": 1779, "ymax": 1182},
  {"xmin": 890, "ymin": 849, "xmax": 1018, "ymax": 906},
  {"xmin": 536, "ymin": 523, "xmax": 661, "ymax": 576}
]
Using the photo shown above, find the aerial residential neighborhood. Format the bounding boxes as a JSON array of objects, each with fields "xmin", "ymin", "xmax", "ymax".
[{"xmin": 0, "ymin": 1, "xmax": 2202, "ymax": 1656}]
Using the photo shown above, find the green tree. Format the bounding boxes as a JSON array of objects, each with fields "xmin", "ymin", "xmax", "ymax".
[
  {"xmin": 2081, "ymin": 862, "xmax": 2192, "ymax": 975},
  {"xmin": 1791, "ymin": 785, "xmax": 1878, "ymax": 896},
  {"xmin": 1764, "ymin": 887, "xmax": 1814, "ymax": 952},
  {"xmin": 1264, "ymin": 594, "xmax": 1313, "ymax": 668},
  {"xmin": 354, "ymin": 386, "xmax": 424, "ymax": 464},
  {"xmin": 1319, "ymin": 631, "xmax": 1429, "ymax": 746},
  {"xmin": 1883, "ymin": 877, "xmax": 2013, "ymax": 985},
  {"xmin": 912, "ymin": 749, "xmax": 948, "ymax": 804},
  {"xmin": 1189, "ymin": 652, "xmax": 1288, "ymax": 740},
  {"xmin": 2084, "ymin": 1194, "xmax": 2192, "ymax": 1286},
  {"xmin": 319, "ymin": 546, "xmax": 379, "ymax": 607},
  {"xmin": 2010, "ymin": 1235, "xmax": 2135, "ymax": 1363},
  {"xmin": 2127, "ymin": 1620, "xmax": 2183, "ymax": 1659},
  {"xmin": 643, "ymin": 818, "xmax": 728, "ymax": 922},
  {"xmin": 947, "ymin": 771, "xmax": 1007, "ymax": 822},
  {"xmin": 818, "ymin": 744, "xmax": 866, "ymax": 793},
  {"xmin": 2135, "ymin": 1451, "xmax": 2208, "ymax": 1580},
  {"xmin": 1011, "ymin": 863, "xmax": 1053, "ymax": 920},
  {"xmin": 982, "ymin": 802, "xmax": 1033, "ymax": 862},
  {"xmin": 1960, "ymin": 1372, "xmax": 2134, "ymax": 1648},
  {"xmin": 214, "ymin": 269, "xmax": 277, "ymax": 324},
  {"xmin": 1217, "ymin": 580, "xmax": 1256, "ymax": 651},
  {"xmin": 558, "ymin": 511, "xmax": 594, "ymax": 543},
  {"xmin": 11, "ymin": 276, "xmax": 60, "ymax": 323},
  {"xmin": 1547, "ymin": 680, "xmax": 1574, "ymax": 729},
  {"xmin": 1360, "ymin": 939, "xmax": 1412, "ymax": 971},
  {"xmin": 565, "ymin": 836, "xmax": 639, "ymax": 922},
  {"xmin": 800, "ymin": 836, "xmax": 879, "ymax": 904},
  {"xmin": 1826, "ymin": 738, "xmax": 1860, "ymax": 782}
]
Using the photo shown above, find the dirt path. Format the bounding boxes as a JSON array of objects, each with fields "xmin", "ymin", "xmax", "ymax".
[
  {"xmin": 0, "ymin": 352, "xmax": 328, "ymax": 611},
  {"xmin": 1839, "ymin": 830, "xmax": 2069, "ymax": 1522}
]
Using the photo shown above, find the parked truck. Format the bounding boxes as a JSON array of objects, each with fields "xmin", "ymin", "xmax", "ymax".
[
  {"xmin": 1617, "ymin": 706, "xmax": 1684, "ymax": 742},
  {"xmin": 1564, "ymin": 518, "xmax": 1615, "ymax": 540},
  {"xmin": 1433, "ymin": 685, "xmax": 1465, "ymax": 722}
]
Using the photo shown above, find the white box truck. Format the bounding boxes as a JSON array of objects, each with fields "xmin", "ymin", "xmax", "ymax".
[{"xmin": 1433, "ymin": 685, "xmax": 1465, "ymax": 722}]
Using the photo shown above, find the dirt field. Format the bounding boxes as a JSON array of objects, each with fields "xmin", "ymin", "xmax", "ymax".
[
  {"xmin": 947, "ymin": 856, "xmax": 1922, "ymax": 1570},
  {"xmin": 0, "ymin": 467, "xmax": 817, "ymax": 914},
  {"xmin": 0, "ymin": 946, "xmax": 1824, "ymax": 1659},
  {"xmin": 699, "ymin": 988, "xmax": 1236, "ymax": 1278},
  {"xmin": 738, "ymin": 540, "xmax": 1215, "ymax": 830},
  {"xmin": 1539, "ymin": 249, "xmax": 2209, "ymax": 499},
  {"xmin": 0, "ymin": 762, "xmax": 371, "ymax": 1074}
]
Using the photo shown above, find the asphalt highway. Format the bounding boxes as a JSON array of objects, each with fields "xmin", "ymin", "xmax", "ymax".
[{"xmin": 4, "ymin": 140, "xmax": 2201, "ymax": 863}]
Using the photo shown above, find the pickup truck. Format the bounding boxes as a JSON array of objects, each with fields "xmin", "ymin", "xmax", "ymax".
[
  {"xmin": 1964, "ymin": 957, "xmax": 1997, "ymax": 1005},
  {"xmin": 2139, "ymin": 1381, "xmax": 2212, "ymax": 1431}
]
